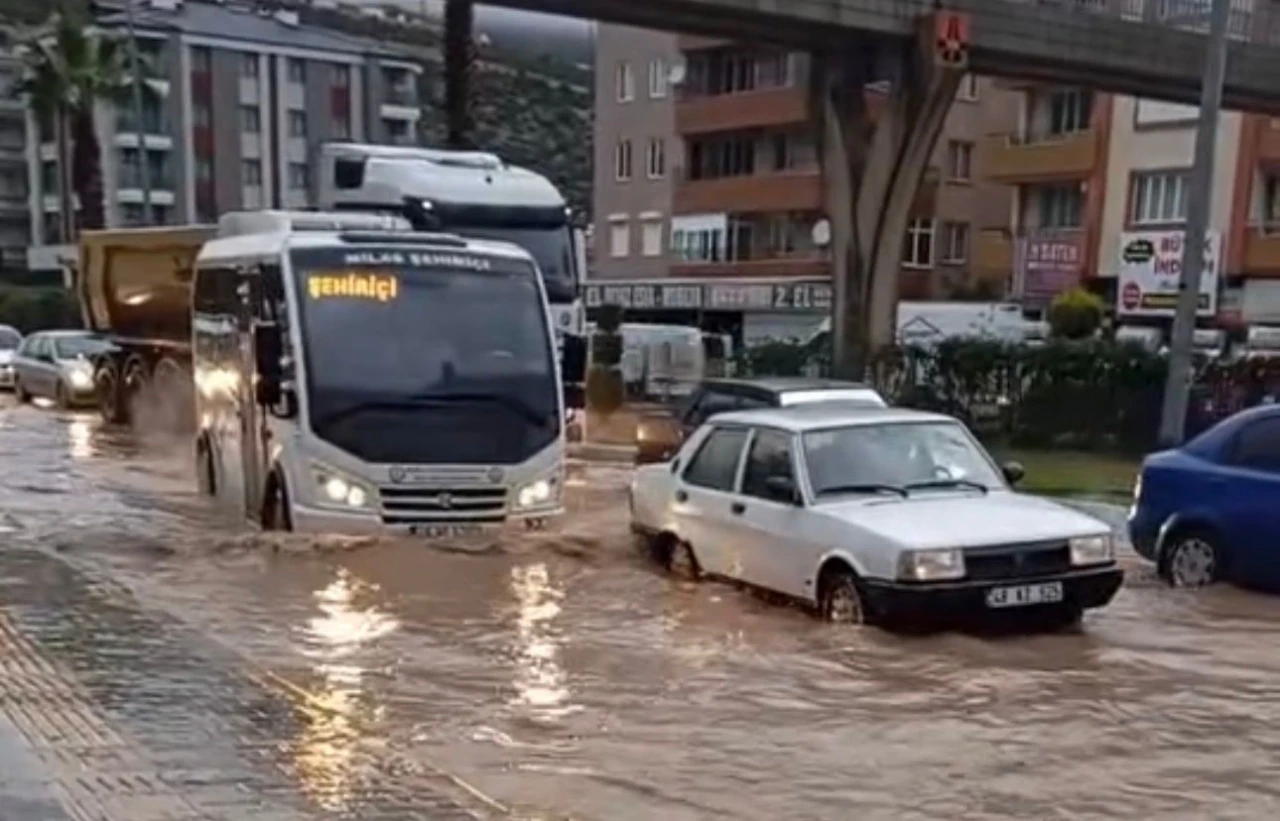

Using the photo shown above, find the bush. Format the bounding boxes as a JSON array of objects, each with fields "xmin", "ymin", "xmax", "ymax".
[
  {"xmin": 1048, "ymin": 287, "xmax": 1105, "ymax": 340},
  {"xmin": 0, "ymin": 285, "xmax": 81, "ymax": 333},
  {"xmin": 584, "ymin": 366, "xmax": 624, "ymax": 415}
]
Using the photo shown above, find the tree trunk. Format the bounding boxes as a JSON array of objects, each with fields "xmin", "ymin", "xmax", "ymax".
[
  {"xmin": 54, "ymin": 109, "xmax": 75, "ymax": 244},
  {"xmin": 70, "ymin": 108, "xmax": 105, "ymax": 231},
  {"xmin": 443, "ymin": 0, "xmax": 475, "ymax": 150}
]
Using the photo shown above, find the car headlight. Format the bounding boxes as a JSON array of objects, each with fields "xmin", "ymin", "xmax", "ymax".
[
  {"xmin": 312, "ymin": 464, "xmax": 373, "ymax": 510},
  {"xmin": 67, "ymin": 366, "xmax": 93, "ymax": 389},
  {"xmin": 515, "ymin": 476, "xmax": 558, "ymax": 509},
  {"xmin": 898, "ymin": 548, "xmax": 965, "ymax": 582},
  {"xmin": 1069, "ymin": 534, "xmax": 1113, "ymax": 566}
]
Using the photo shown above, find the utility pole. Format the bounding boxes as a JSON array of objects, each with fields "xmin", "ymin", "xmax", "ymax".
[
  {"xmin": 124, "ymin": 0, "xmax": 153, "ymax": 225},
  {"xmin": 1158, "ymin": 0, "xmax": 1232, "ymax": 447}
]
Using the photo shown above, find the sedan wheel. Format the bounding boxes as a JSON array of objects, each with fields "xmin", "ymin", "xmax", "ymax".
[
  {"xmin": 821, "ymin": 571, "xmax": 866, "ymax": 625},
  {"xmin": 1161, "ymin": 534, "xmax": 1219, "ymax": 588},
  {"xmin": 667, "ymin": 541, "xmax": 700, "ymax": 581}
]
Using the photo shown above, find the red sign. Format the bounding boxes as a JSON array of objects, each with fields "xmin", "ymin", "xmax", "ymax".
[
  {"xmin": 1122, "ymin": 282, "xmax": 1141, "ymax": 311},
  {"xmin": 933, "ymin": 11, "xmax": 970, "ymax": 68},
  {"xmin": 1018, "ymin": 231, "xmax": 1085, "ymax": 303}
]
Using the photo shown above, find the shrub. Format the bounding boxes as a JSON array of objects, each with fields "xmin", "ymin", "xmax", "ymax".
[
  {"xmin": 1048, "ymin": 287, "xmax": 1105, "ymax": 340},
  {"xmin": 0, "ymin": 285, "xmax": 81, "ymax": 333}
]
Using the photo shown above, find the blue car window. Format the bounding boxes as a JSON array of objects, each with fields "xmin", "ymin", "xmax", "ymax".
[{"xmin": 1229, "ymin": 417, "xmax": 1280, "ymax": 474}]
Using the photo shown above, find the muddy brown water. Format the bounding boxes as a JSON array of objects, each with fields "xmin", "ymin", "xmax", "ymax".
[{"xmin": 4, "ymin": 395, "xmax": 1280, "ymax": 820}]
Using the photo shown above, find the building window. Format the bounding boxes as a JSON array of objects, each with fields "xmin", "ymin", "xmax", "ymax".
[
  {"xmin": 642, "ymin": 220, "xmax": 664, "ymax": 257},
  {"xmin": 646, "ymin": 138, "xmax": 665, "ymax": 179},
  {"xmin": 191, "ymin": 46, "xmax": 211, "ymax": 73},
  {"xmin": 609, "ymin": 220, "xmax": 630, "ymax": 258},
  {"xmin": 946, "ymin": 141, "xmax": 972, "ymax": 182},
  {"xmin": 288, "ymin": 110, "xmax": 307, "ymax": 138},
  {"xmin": 615, "ymin": 61, "xmax": 634, "ymax": 102},
  {"xmin": 287, "ymin": 58, "xmax": 305, "ymax": 84},
  {"xmin": 240, "ymin": 53, "xmax": 259, "ymax": 79},
  {"xmin": 383, "ymin": 118, "xmax": 411, "ymax": 144},
  {"xmin": 195, "ymin": 157, "xmax": 212, "ymax": 181},
  {"xmin": 648, "ymin": 59, "xmax": 667, "ymax": 99},
  {"xmin": 192, "ymin": 103, "xmax": 210, "ymax": 128},
  {"xmin": 333, "ymin": 117, "xmax": 351, "ymax": 140},
  {"xmin": 672, "ymin": 227, "xmax": 725, "ymax": 262},
  {"xmin": 240, "ymin": 105, "xmax": 260, "ymax": 134},
  {"xmin": 903, "ymin": 218, "xmax": 934, "ymax": 268},
  {"xmin": 1048, "ymin": 89, "xmax": 1091, "ymax": 136},
  {"xmin": 1037, "ymin": 184, "xmax": 1085, "ymax": 228},
  {"xmin": 941, "ymin": 222, "xmax": 969, "ymax": 264},
  {"xmin": 1131, "ymin": 171, "xmax": 1188, "ymax": 225},
  {"xmin": 957, "ymin": 74, "xmax": 979, "ymax": 101},
  {"xmin": 288, "ymin": 162, "xmax": 310, "ymax": 190},
  {"xmin": 688, "ymin": 134, "xmax": 755, "ymax": 179},
  {"xmin": 332, "ymin": 64, "xmax": 350, "ymax": 88},
  {"xmin": 242, "ymin": 159, "xmax": 262, "ymax": 186},
  {"xmin": 614, "ymin": 139, "xmax": 632, "ymax": 181}
]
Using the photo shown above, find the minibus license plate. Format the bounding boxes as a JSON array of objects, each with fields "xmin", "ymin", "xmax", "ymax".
[{"xmin": 411, "ymin": 524, "xmax": 483, "ymax": 539}]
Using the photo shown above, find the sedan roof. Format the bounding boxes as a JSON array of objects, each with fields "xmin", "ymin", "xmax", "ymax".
[
  {"xmin": 709, "ymin": 403, "xmax": 952, "ymax": 432},
  {"xmin": 703, "ymin": 377, "xmax": 875, "ymax": 395}
]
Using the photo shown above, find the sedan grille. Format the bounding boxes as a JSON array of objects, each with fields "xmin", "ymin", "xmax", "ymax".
[
  {"xmin": 379, "ymin": 486, "xmax": 507, "ymax": 525},
  {"xmin": 963, "ymin": 540, "xmax": 1072, "ymax": 581}
]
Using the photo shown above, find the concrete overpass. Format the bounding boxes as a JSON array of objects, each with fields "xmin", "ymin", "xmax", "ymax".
[{"xmin": 479, "ymin": 0, "xmax": 1280, "ymax": 373}]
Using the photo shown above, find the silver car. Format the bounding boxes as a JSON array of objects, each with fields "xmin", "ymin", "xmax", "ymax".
[
  {"xmin": 12, "ymin": 331, "xmax": 111, "ymax": 408},
  {"xmin": 0, "ymin": 324, "xmax": 20, "ymax": 390}
]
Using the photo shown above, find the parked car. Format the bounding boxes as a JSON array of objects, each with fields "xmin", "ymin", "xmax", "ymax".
[
  {"xmin": 0, "ymin": 324, "xmax": 20, "ymax": 391},
  {"xmin": 629, "ymin": 404, "xmax": 1123, "ymax": 627},
  {"xmin": 634, "ymin": 377, "xmax": 887, "ymax": 465},
  {"xmin": 12, "ymin": 331, "xmax": 114, "ymax": 409},
  {"xmin": 1129, "ymin": 404, "xmax": 1280, "ymax": 589}
]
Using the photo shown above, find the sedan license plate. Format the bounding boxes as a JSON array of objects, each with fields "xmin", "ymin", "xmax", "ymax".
[
  {"xmin": 410, "ymin": 524, "xmax": 484, "ymax": 539},
  {"xmin": 985, "ymin": 582, "xmax": 1064, "ymax": 609}
]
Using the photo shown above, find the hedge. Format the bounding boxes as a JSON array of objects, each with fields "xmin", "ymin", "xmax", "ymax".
[{"xmin": 0, "ymin": 286, "xmax": 81, "ymax": 334}]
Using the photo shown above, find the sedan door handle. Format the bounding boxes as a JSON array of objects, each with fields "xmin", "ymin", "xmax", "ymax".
[
  {"xmin": 730, "ymin": 502, "xmax": 746, "ymax": 515},
  {"xmin": 675, "ymin": 490, "xmax": 688, "ymax": 503}
]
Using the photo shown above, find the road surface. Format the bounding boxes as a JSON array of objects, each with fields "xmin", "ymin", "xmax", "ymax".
[{"xmin": 3, "ymin": 396, "xmax": 1280, "ymax": 820}]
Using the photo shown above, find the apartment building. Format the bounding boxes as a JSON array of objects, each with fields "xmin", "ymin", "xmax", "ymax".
[
  {"xmin": 28, "ymin": 0, "xmax": 422, "ymax": 272},
  {"xmin": 0, "ymin": 26, "xmax": 30, "ymax": 278},
  {"xmin": 590, "ymin": 26, "xmax": 1017, "ymax": 344}
]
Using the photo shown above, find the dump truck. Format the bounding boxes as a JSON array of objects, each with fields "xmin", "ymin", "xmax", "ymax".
[{"xmin": 75, "ymin": 224, "xmax": 217, "ymax": 427}]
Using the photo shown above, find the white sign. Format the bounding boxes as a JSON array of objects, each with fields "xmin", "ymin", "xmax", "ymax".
[{"xmin": 1117, "ymin": 230, "xmax": 1220, "ymax": 317}]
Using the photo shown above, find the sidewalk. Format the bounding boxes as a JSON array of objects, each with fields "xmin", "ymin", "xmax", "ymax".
[{"xmin": 0, "ymin": 547, "xmax": 497, "ymax": 821}]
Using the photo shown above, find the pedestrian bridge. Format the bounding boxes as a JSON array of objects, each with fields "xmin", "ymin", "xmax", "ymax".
[{"xmin": 507, "ymin": 0, "xmax": 1280, "ymax": 113}]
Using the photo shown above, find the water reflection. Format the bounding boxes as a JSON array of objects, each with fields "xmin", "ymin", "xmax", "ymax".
[
  {"xmin": 289, "ymin": 569, "xmax": 399, "ymax": 811},
  {"xmin": 68, "ymin": 419, "xmax": 93, "ymax": 460},
  {"xmin": 508, "ymin": 562, "xmax": 578, "ymax": 720}
]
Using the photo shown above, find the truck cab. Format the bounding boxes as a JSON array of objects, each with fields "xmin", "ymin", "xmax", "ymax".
[{"xmin": 194, "ymin": 211, "xmax": 565, "ymax": 534}]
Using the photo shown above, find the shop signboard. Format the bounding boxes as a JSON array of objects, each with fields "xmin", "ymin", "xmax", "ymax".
[
  {"xmin": 1016, "ymin": 231, "xmax": 1084, "ymax": 304},
  {"xmin": 584, "ymin": 281, "xmax": 832, "ymax": 313},
  {"xmin": 1117, "ymin": 230, "xmax": 1220, "ymax": 317}
]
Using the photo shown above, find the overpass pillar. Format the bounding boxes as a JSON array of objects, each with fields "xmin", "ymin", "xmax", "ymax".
[{"xmin": 813, "ymin": 15, "xmax": 967, "ymax": 378}]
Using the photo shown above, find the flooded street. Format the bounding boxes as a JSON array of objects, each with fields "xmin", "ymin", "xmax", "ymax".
[{"xmin": 5, "ymin": 396, "xmax": 1280, "ymax": 820}]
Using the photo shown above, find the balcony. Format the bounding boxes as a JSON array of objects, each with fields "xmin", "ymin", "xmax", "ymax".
[
  {"xmin": 1243, "ymin": 226, "xmax": 1280, "ymax": 275},
  {"xmin": 670, "ymin": 256, "xmax": 830, "ymax": 279},
  {"xmin": 675, "ymin": 170, "xmax": 821, "ymax": 214},
  {"xmin": 973, "ymin": 230, "xmax": 1015, "ymax": 282},
  {"xmin": 676, "ymin": 85, "xmax": 809, "ymax": 135},
  {"xmin": 979, "ymin": 130, "xmax": 1099, "ymax": 183}
]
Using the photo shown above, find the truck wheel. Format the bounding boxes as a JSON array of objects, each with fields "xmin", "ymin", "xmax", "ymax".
[{"xmin": 120, "ymin": 357, "xmax": 149, "ymax": 426}]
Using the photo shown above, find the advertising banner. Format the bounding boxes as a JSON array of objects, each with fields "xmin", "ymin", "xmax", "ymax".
[
  {"xmin": 1117, "ymin": 230, "xmax": 1220, "ymax": 317},
  {"xmin": 1017, "ymin": 231, "xmax": 1085, "ymax": 304}
]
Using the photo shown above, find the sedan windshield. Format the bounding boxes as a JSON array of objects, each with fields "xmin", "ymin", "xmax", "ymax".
[
  {"xmin": 53, "ymin": 336, "xmax": 112, "ymax": 360},
  {"xmin": 803, "ymin": 421, "xmax": 1004, "ymax": 498}
]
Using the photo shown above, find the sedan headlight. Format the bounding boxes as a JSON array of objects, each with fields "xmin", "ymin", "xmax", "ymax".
[
  {"xmin": 898, "ymin": 548, "xmax": 966, "ymax": 582},
  {"xmin": 1069, "ymin": 534, "xmax": 1114, "ymax": 566},
  {"xmin": 67, "ymin": 366, "xmax": 94, "ymax": 389},
  {"xmin": 515, "ymin": 476, "xmax": 558, "ymax": 510},
  {"xmin": 312, "ymin": 464, "xmax": 373, "ymax": 510}
]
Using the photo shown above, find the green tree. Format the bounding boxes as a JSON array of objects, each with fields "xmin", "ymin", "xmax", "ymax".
[
  {"xmin": 1048, "ymin": 287, "xmax": 1105, "ymax": 340},
  {"xmin": 20, "ymin": 12, "xmax": 134, "ymax": 235},
  {"xmin": 443, "ymin": 0, "xmax": 475, "ymax": 149}
]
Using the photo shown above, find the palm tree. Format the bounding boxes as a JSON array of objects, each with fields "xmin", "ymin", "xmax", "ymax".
[
  {"xmin": 21, "ymin": 12, "xmax": 133, "ymax": 237},
  {"xmin": 443, "ymin": 0, "xmax": 475, "ymax": 149}
]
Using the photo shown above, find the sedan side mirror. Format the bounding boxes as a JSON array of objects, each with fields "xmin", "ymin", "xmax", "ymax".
[
  {"xmin": 765, "ymin": 475, "xmax": 801, "ymax": 505},
  {"xmin": 1002, "ymin": 461, "xmax": 1025, "ymax": 486}
]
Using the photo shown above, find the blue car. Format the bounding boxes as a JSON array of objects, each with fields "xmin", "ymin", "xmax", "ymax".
[{"xmin": 1129, "ymin": 404, "xmax": 1280, "ymax": 588}]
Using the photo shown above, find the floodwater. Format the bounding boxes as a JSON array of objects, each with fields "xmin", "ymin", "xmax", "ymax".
[{"xmin": 4, "ymin": 395, "xmax": 1280, "ymax": 820}]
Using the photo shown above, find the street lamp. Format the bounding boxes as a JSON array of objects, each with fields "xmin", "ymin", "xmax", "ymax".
[{"xmin": 1158, "ymin": 0, "xmax": 1233, "ymax": 446}]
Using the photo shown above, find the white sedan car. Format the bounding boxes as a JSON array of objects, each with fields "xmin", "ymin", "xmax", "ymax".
[{"xmin": 629, "ymin": 404, "xmax": 1123, "ymax": 626}]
